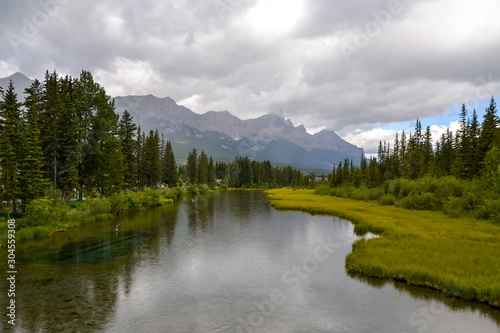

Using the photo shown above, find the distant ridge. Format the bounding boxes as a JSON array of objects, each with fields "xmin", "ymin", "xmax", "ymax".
[{"xmin": 113, "ymin": 94, "xmax": 364, "ymax": 172}]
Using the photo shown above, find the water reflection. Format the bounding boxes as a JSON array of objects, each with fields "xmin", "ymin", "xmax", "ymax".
[
  {"xmin": 0, "ymin": 202, "xmax": 179, "ymax": 332},
  {"xmin": 348, "ymin": 271, "xmax": 500, "ymax": 328},
  {"xmin": 187, "ymin": 194, "xmax": 216, "ymax": 236}
]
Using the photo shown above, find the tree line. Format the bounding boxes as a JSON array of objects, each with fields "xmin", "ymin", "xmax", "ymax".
[
  {"xmin": 322, "ymin": 98, "xmax": 500, "ymax": 220},
  {"xmin": 329, "ymin": 98, "xmax": 498, "ymax": 188},
  {"xmin": 0, "ymin": 70, "xmax": 311, "ymax": 216}
]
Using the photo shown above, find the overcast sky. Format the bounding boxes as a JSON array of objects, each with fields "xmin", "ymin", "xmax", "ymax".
[{"xmin": 1, "ymin": 0, "xmax": 499, "ymax": 154}]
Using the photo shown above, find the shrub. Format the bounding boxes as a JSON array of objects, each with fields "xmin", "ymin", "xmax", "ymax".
[
  {"xmin": 126, "ymin": 192, "xmax": 140, "ymax": 209},
  {"xmin": 24, "ymin": 199, "xmax": 67, "ymax": 227},
  {"xmin": 399, "ymin": 192, "xmax": 439, "ymax": 211},
  {"xmin": 477, "ymin": 199, "xmax": 500, "ymax": 223},
  {"xmin": 140, "ymin": 188, "xmax": 161, "ymax": 208},
  {"xmin": 160, "ymin": 198, "xmax": 174, "ymax": 205},
  {"xmin": 443, "ymin": 196, "xmax": 468, "ymax": 218},
  {"xmin": 314, "ymin": 184, "xmax": 332, "ymax": 196},
  {"xmin": 387, "ymin": 178, "xmax": 413, "ymax": 199},
  {"xmin": 378, "ymin": 194, "xmax": 396, "ymax": 206},
  {"xmin": 435, "ymin": 176, "xmax": 465, "ymax": 200},
  {"xmin": 367, "ymin": 187, "xmax": 385, "ymax": 201},
  {"xmin": 88, "ymin": 197, "xmax": 112, "ymax": 216},
  {"xmin": 109, "ymin": 192, "xmax": 130, "ymax": 215}
]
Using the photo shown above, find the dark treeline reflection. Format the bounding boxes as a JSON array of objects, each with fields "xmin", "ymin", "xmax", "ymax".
[
  {"xmin": 0, "ymin": 202, "xmax": 180, "ymax": 332},
  {"xmin": 188, "ymin": 195, "xmax": 216, "ymax": 236},
  {"xmin": 347, "ymin": 271, "xmax": 500, "ymax": 327}
]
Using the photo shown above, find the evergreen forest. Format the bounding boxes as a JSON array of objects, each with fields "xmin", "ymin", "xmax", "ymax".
[
  {"xmin": 319, "ymin": 99, "xmax": 500, "ymax": 221},
  {"xmin": 0, "ymin": 70, "xmax": 307, "ymax": 219}
]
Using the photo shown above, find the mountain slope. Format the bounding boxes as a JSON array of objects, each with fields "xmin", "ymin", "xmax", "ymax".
[
  {"xmin": 113, "ymin": 95, "xmax": 364, "ymax": 172},
  {"xmin": 0, "ymin": 72, "xmax": 34, "ymax": 96}
]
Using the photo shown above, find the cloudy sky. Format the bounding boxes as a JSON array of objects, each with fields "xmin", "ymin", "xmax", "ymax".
[{"xmin": 1, "ymin": 0, "xmax": 499, "ymax": 154}]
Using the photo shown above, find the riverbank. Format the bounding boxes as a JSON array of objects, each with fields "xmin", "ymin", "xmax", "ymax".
[
  {"xmin": 0, "ymin": 186, "xmax": 201, "ymax": 246},
  {"xmin": 265, "ymin": 189, "xmax": 500, "ymax": 308}
]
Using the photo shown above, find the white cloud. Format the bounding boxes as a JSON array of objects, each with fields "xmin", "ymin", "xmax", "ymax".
[
  {"xmin": 0, "ymin": 0, "xmax": 499, "ymax": 152},
  {"xmin": 0, "ymin": 61, "xmax": 19, "ymax": 78},
  {"xmin": 344, "ymin": 120, "xmax": 462, "ymax": 155}
]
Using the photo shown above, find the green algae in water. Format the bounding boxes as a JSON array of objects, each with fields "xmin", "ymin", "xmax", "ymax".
[
  {"xmin": 19, "ymin": 230, "xmax": 154, "ymax": 265},
  {"xmin": 51, "ymin": 231, "xmax": 154, "ymax": 265}
]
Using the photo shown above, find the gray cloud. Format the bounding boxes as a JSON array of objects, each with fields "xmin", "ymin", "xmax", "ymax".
[{"xmin": 1, "ymin": 0, "xmax": 499, "ymax": 149}]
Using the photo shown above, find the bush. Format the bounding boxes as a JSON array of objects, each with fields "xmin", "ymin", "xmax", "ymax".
[
  {"xmin": 160, "ymin": 198, "xmax": 174, "ymax": 205},
  {"xmin": 378, "ymin": 194, "xmax": 396, "ymax": 206},
  {"xmin": 387, "ymin": 178, "xmax": 413, "ymax": 199},
  {"xmin": 314, "ymin": 184, "xmax": 332, "ymax": 196},
  {"xmin": 443, "ymin": 196, "xmax": 468, "ymax": 218},
  {"xmin": 476, "ymin": 199, "xmax": 500, "ymax": 222},
  {"xmin": 88, "ymin": 197, "xmax": 112, "ymax": 216},
  {"xmin": 24, "ymin": 199, "xmax": 67, "ymax": 227},
  {"xmin": 435, "ymin": 176, "xmax": 465, "ymax": 200},
  {"xmin": 366, "ymin": 187, "xmax": 385, "ymax": 201},
  {"xmin": 139, "ymin": 188, "xmax": 161, "ymax": 208},
  {"xmin": 109, "ymin": 192, "xmax": 130, "ymax": 215},
  {"xmin": 399, "ymin": 192, "xmax": 439, "ymax": 211},
  {"xmin": 126, "ymin": 193, "xmax": 140, "ymax": 209}
]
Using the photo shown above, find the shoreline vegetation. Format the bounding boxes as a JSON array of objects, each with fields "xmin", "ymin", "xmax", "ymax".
[
  {"xmin": 265, "ymin": 188, "xmax": 500, "ymax": 308},
  {"xmin": 0, "ymin": 185, "xmax": 209, "ymax": 246}
]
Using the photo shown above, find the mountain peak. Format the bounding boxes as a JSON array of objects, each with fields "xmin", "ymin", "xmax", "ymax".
[
  {"xmin": 0, "ymin": 72, "xmax": 34, "ymax": 95},
  {"xmin": 8, "ymin": 72, "xmax": 31, "ymax": 81}
]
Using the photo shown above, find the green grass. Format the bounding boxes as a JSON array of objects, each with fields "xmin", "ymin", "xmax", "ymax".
[{"xmin": 265, "ymin": 189, "xmax": 500, "ymax": 307}]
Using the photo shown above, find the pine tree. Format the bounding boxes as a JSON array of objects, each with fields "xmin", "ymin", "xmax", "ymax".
[
  {"xmin": 118, "ymin": 110, "xmax": 137, "ymax": 188},
  {"xmin": 136, "ymin": 126, "xmax": 145, "ymax": 189},
  {"xmin": 186, "ymin": 148, "xmax": 198, "ymax": 184},
  {"xmin": 81, "ymin": 72, "xmax": 123, "ymax": 195},
  {"xmin": 40, "ymin": 70, "xmax": 62, "ymax": 188},
  {"xmin": 143, "ymin": 130, "xmax": 161, "ymax": 188},
  {"xmin": 198, "ymin": 150, "xmax": 208, "ymax": 185},
  {"xmin": 479, "ymin": 97, "xmax": 498, "ymax": 166},
  {"xmin": 435, "ymin": 129, "xmax": 454, "ymax": 176},
  {"xmin": 58, "ymin": 75, "xmax": 80, "ymax": 201},
  {"xmin": 452, "ymin": 104, "xmax": 471, "ymax": 179},
  {"xmin": 19, "ymin": 80, "xmax": 49, "ymax": 209},
  {"xmin": 408, "ymin": 120, "xmax": 424, "ymax": 179},
  {"xmin": 0, "ymin": 81, "xmax": 22, "ymax": 215},
  {"xmin": 400, "ymin": 130, "xmax": 410, "ymax": 178},
  {"xmin": 161, "ymin": 140, "xmax": 178, "ymax": 187},
  {"xmin": 74, "ymin": 70, "xmax": 99, "ymax": 197},
  {"xmin": 392, "ymin": 132, "xmax": 400, "ymax": 178},
  {"xmin": 469, "ymin": 109, "xmax": 480, "ymax": 176},
  {"xmin": 421, "ymin": 126, "xmax": 434, "ymax": 176},
  {"xmin": 207, "ymin": 156, "xmax": 216, "ymax": 189},
  {"xmin": 365, "ymin": 158, "xmax": 380, "ymax": 188}
]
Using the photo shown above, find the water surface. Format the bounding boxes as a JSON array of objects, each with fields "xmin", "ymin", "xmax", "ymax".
[{"xmin": 1, "ymin": 191, "xmax": 499, "ymax": 332}]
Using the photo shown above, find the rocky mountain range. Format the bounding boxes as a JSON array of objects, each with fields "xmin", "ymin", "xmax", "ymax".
[
  {"xmin": 0, "ymin": 72, "xmax": 364, "ymax": 172},
  {"xmin": 113, "ymin": 94, "xmax": 364, "ymax": 172}
]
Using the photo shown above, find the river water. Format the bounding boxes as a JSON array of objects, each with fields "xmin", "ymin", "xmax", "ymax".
[{"xmin": 1, "ymin": 190, "xmax": 499, "ymax": 332}]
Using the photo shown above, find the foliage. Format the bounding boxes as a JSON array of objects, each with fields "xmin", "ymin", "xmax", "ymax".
[{"xmin": 23, "ymin": 198, "xmax": 68, "ymax": 228}]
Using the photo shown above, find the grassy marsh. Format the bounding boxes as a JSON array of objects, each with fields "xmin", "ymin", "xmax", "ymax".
[{"xmin": 265, "ymin": 189, "xmax": 500, "ymax": 307}]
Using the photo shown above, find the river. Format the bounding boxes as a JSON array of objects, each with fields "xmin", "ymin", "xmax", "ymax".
[{"xmin": 1, "ymin": 190, "xmax": 499, "ymax": 332}]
